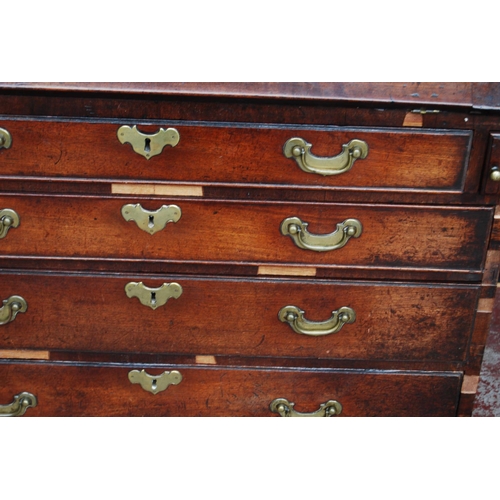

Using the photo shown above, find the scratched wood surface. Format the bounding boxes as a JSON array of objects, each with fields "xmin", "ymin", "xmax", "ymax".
[
  {"xmin": 0, "ymin": 272, "xmax": 480, "ymax": 361},
  {"xmin": 0, "ymin": 82, "xmax": 478, "ymax": 106},
  {"xmin": 0, "ymin": 119, "xmax": 473, "ymax": 192},
  {"xmin": 0, "ymin": 83, "xmax": 499, "ymax": 417},
  {"xmin": 0, "ymin": 195, "xmax": 492, "ymax": 272},
  {"xmin": 0, "ymin": 361, "xmax": 462, "ymax": 417}
]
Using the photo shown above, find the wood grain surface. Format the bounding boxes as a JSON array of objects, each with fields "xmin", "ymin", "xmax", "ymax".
[
  {"xmin": 0, "ymin": 194, "xmax": 492, "ymax": 272},
  {"xmin": 0, "ymin": 360, "xmax": 463, "ymax": 416},
  {"xmin": 0, "ymin": 83, "xmax": 498, "ymax": 417},
  {"xmin": 0, "ymin": 82, "xmax": 478, "ymax": 107},
  {"xmin": 0, "ymin": 119, "xmax": 471, "ymax": 192},
  {"xmin": 0, "ymin": 272, "xmax": 479, "ymax": 361}
]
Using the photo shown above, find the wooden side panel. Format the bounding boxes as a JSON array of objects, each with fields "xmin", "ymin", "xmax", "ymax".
[
  {"xmin": 0, "ymin": 195, "xmax": 493, "ymax": 272},
  {"xmin": 0, "ymin": 120, "xmax": 471, "ymax": 192},
  {"xmin": 0, "ymin": 273, "xmax": 479, "ymax": 362},
  {"xmin": 0, "ymin": 361, "xmax": 462, "ymax": 417},
  {"xmin": 458, "ymin": 249, "xmax": 500, "ymax": 416}
]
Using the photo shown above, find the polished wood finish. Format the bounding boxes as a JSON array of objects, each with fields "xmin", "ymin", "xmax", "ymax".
[
  {"xmin": 0, "ymin": 82, "xmax": 484, "ymax": 107},
  {"xmin": 0, "ymin": 272, "xmax": 479, "ymax": 361},
  {"xmin": 0, "ymin": 360, "xmax": 462, "ymax": 417},
  {"xmin": 0, "ymin": 195, "xmax": 492, "ymax": 272},
  {"xmin": 0, "ymin": 118, "xmax": 472, "ymax": 192},
  {"xmin": 1, "ymin": 82, "xmax": 499, "ymax": 416}
]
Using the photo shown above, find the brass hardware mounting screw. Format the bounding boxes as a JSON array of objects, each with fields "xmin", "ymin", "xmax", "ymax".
[
  {"xmin": 351, "ymin": 147, "xmax": 361, "ymax": 158},
  {"xmin": 2, "ymin": 216, "xmax": 13, "ymax": 227}
]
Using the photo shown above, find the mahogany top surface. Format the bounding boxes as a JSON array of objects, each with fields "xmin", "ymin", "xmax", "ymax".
[{"xmin": 1, "ymin": 82, "xmax": 499, "ymax": 109}]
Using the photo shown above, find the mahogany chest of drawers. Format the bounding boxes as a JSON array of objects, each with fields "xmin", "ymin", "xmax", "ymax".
[{"xmin": 1, "ymin": 82, "xmax": 499, "ymax": 417}]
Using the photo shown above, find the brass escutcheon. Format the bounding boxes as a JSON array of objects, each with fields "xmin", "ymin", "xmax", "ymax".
[
  {"xmin": 128, "ymin": 369, "xmax": 183, "ymax": 395},
  {"xmin": 283, "ymin": 137, "xmax": 368, "ymax": 176},
  {"xmin": 0, "ymin": 209, "xmax": 20, "ymax": 239},
  {"xmin": 270, "ymin": 398, "xmax": 342, "ymax": 417},
  {"xmin": 278, "ymin": 305, "xmax": 355, "ymax": 336},
  {"xmin": 0, "ymin": 295, "xmax": 28, "ymax": 326},
  {"xmin": 0, "ymin": 392, "xmax": 37, "ymax": 416},
  {"xmin": 281, "ymin": 216, "xmax": 362, "ymax": 252},
  {"xmin": 125, "ymin": 282, "xmax": 183, "ymax": 310},
  {"xmin": 0, "ymin": 127, "xmax": 12, "ymax": 150},
  {"xmin": 117, "ymin": 125, "xmax": 180, "ymax": 159},
  {"xmin": 121, "ymin": 203, "xmax": 181, "ymax": 235}
]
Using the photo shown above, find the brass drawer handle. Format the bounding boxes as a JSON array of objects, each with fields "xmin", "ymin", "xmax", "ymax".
[
  {"xmin": 117, "ymin": 125, "xmax": 180, "ymax": 159},
  {"xmin": 129, "ymin": 369, "xmax": 183, "ymax": 395},
  {"xmin": 281, "ymin": 216, "xmax": 362, "ymax": 252},
  {"xmin": 0, "ymin": 392, "xmax": 37, "ymax": 416},
  {"xmin": 278, "ymin": 305, "xmax": 355, "ymax": 336},
  {"xmin": 0, "ymin": 295, "xmax": 27, "ymax": 325},
  {"xmin": 283, "ymin": 137, "xmax": 368, "ymax": 176},
  {"xmin": 125, "ymin": 282, "xmax": 183, "ymax": 310},
  {"xmin": 270, "ymin": 398, "xmax": 342, "ymax": 417},
  {"xmin": 0, "ymin": 127, "xmax": 12, "ymax": 150},
  {"xmin": 0, "ymin": 208, "xmax": 20, "ymax": 239},
  {"xmin": 490, "ymin": 166, "xmax": 500, "ymax": 181},
  {"xmin": 121, "ymin": 203, "xmax": 181, "ymax": 235}
]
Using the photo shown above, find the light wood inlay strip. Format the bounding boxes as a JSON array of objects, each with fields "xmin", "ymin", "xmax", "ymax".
[
  {"xmin": 195, "ymin": 355, "xmax": 217, "ymax": 365},
  {"xmin": 402, "ymin": 112, "xmax": 423, "ymax": 127},
  {"xmin": 478, "ymin": 298, "xmax": 495, "ymax": 313},
  {"xmin": 112, "ymin": 183, "xmax": 204, "ymax": 197},
  {"xmin": 0, "ymin": 349, "xmax": 50, "ymax": 360},
  {"xmin": 257, "ymin": 265, "xmax": 317, "ymax": 277},
  {"xmin": 461, "ymin": 375, "xmax": 480, "ymax": 394}
]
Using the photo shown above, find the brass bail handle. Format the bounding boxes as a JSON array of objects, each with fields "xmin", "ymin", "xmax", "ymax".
[
  {"xmin": 117, "ymin": 125, "xmax": 180, "ymax": 159},
  {"xmin": 270, "ymin": 398, "xmax": 342, "ymax": 417},
  {"xmin": 0, "ymin": 208, "xmax": 20, "ymax": 239},
  {"xmin": 281, "ymin": 216, "xmax": 362, "ymax": 252},
  {"xmin": 0, "ymin": 392, "xmax": 37, "ymax": 417},
  {"xmin": 283, "ymin": 137, "xmax": 368, "ymax": 176},
  {"xmin": 278, "ymin": 305, "xmax": 355, "ymax": 336}
]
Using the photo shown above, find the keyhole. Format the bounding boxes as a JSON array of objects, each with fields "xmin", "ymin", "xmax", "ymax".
[
  {"xmin": 151, "ymin": 292, "xmax": 157, "ymax": 306},
  {"xmin": 152, "ymin": 379, "xmax": 157, "ymax": 391},
  {"xmin": 144, "ymin": 138, "xmax": 151, "ymax": 153},
  {"xmin": 148, "ymin": 215, "xmax": 155, "ymax": 228}
]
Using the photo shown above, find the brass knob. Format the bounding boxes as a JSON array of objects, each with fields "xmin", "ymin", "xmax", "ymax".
[{"xmin": 491, "ymin": 167, "xmax": 500, "ymax": 182}]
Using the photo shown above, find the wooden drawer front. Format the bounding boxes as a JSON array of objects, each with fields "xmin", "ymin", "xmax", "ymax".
[
  {"xmin": 0, "ymin": 119, "xmax": 471, "ymax": 192},
  {"xmin": 0, "ymin": 273, "xmax": 479, "ymax": 361},
  {"xmin": 0, "ymin": 361, "xmax": 462, "ymax": 416},
  {"xmin": 0, "ymin": 195, "xmax": 492, "ymax": 272}
]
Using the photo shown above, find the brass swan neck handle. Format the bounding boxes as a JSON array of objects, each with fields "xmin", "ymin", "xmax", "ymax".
[
  {"xmin": 281, "ymin": 217, "xmax": 362, "ymax": 252},
  {"xmin": 284, "ymin": 137, "xmax": 368, "ymax": 176},
  {"xmin": 270, "ymin": 398, "xmax": 342, "ymax": 417},
  {"xmin": 0, "ymin": 392, "xmax": 37, "ymax": 417}
]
